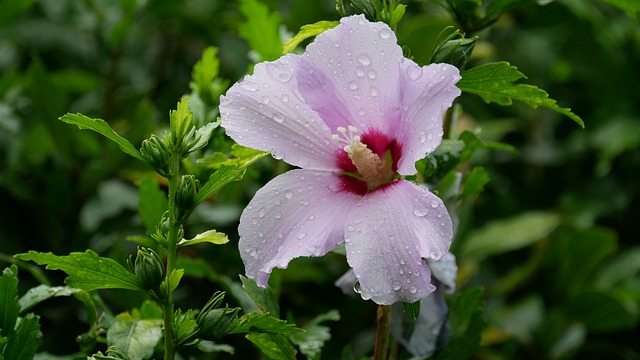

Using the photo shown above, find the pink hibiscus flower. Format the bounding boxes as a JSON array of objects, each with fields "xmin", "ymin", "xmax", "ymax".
[{"xmin": 220, "ymin": 15, "xmax": 461, "ymax": 304}]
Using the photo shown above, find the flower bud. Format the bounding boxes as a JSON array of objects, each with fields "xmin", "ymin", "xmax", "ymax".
[
  {"xmin": 140, "ymin": 134, "xmax": 171, "ymax": 177},
  {"xmin": 174, "ymin": 175, "xmax": 200, "ymax": 223},
  {"xmin": 134, "ymin": 247, "xmax": 164, "ymax": 290},
  {"xmin": 197, "ymin": 306, "xmax": 240, "ymax": 340},
  {"xmin": 431, "ymin": 30, "xmax": 478, "ymax": 69}
]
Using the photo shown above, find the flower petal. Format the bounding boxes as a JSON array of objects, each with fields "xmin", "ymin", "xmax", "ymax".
[
  {"xmin": 344, "ymin": 180, "xmax": 453, "ymax": 304},
  {"xmin": 220, "ymin": 54, "xmax": 341, "ymax": 170},
  {"xmin": 239, "ymin": 169, "xmax": 360, "ymax": 287},
  {"xmin": 395, "ymin": 61, "xmax": 461, "ymax": 175},
  {"xmin": 297, "ymin": 15, "xmax": 404, "ymax": 133}
]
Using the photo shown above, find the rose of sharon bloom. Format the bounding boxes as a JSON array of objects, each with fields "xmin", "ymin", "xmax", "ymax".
[{"xmin": 220, "ymin": 15, "xmax": 461, "ymax": 304}]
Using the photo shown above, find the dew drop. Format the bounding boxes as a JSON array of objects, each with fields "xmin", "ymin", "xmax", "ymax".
[
  {"xmin": 271, "ymin": 150, "xmax": 284, "ymax": 160},
  {"xmin": 261, "ymin": 96, "xmax": 270, "ymax": 104},
  {"xmin": 284, "ymin": 190, "xmax": 293, "ymax": 199},
  {"xmin": 407, "ymin": 64, "xmax": 422, "ymax": 81},
  {"xmin": 258, "ymin": 208, "xmax": 266, "ymax": 218},
  {"xmin": 398, "ymin": 268, "xmax": 404, "ymax": 275},
  {"xmin": 251, "ymin": 218, "xmax": 258, "ymax": 225},
  {"xmin": 357, "ymin": 54, "xmax": 371, "ymax": 66},
  {"xmin": 242, "ymin": 81, "xmax": 258, "ymax": 92},
  {"xmin": 413, "ymin": 208, "xmax": 429, "ymax": 217},
  {"xmin": 328, "ymin": 183, "xmax": 340, "ymax": 192},
  {"xmin": 345, "ymin": 237, "xmax": 351, "ymax": 243},
  {"xmin": 247, "ymin": 247, "xmax": 257, "ymax": 257},
  {"xmin": 277, "ymin": 234, "xmax": 284, "ymax": 240},
  {"xmin": 273, "ymin": 113, "xmax": 284, "ymax": 123},
  {"xmin": 353, "ymin": 281, "xmax": 362, "ymax": 294},
  {"xmin": 281, "ymin": 94, "xmax": 289, "ymax": 102},
  {"xmin": 355, "ymin": 66, "xmax": 365, "ymax": 77},
  {"xmin": 392, "ymin": 282, "xmax": 402, "ymax": 291},
  {"xmin": 347, "ymin": 225, "xmax": 355, "ymax": 232},
  {"xmin": 430, "ymin": 200, "xmax": 439, "ymax": 208},
  {"xmin": 277, "ymin": 72, "xmax": 291, "ymax": 82},
  {"xmin": 275, "ymin": 212, "xmax": 282, "ymax": 219},
  {"xmin": 367, "ymin": 69, "xmax": 377, "ymax": 79},
  {"xmin": 349, "ymin": 81, "xmax": 359, "ymax": 90},
  {"xmin": 379, "ymin": 28, "xmax": 391, "ymax": 39},
  {"xmin": 400, "ymin": 258, "xmax": 406, "ymax": 265},
  {"xmin": 369, "ymin": 86, "xmax": 378, "ymax": 97},
  {"xmin": 409, "ymin": 286, "xmax": 418, "ymax": 294},
  {"xmin": 430, "ymin": 250, "xmax": 441, "ymax": 260},
  {"xmin": 297, "ymin": 233, "xmax": 307, "ymax": 240},
  {"xmin": 419, "ymin": 133, "xmax": 427, "ymax": 143},
  {"xmin": 301, "ymin": 200, "xmax": 309, "ymax": 206}
]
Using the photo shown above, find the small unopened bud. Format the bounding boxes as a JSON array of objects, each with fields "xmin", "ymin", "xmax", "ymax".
[
  {"xmin": 133, "ymin": 247, "xmax": 164, "ymax": 290},
  {"xmin": 175, "ymin": 175, "xmax": 200, "ymax": 223},
  {"xmin": 197, "ymin": 306, "xmax": 240, "ymax": 340},
  {"xmin": 140, "ymin": 134, "xmax": 171, "ymax": 177},
  {"xmin": 431, "ymin": 30, "xmax": 478, "ymax": 69}
]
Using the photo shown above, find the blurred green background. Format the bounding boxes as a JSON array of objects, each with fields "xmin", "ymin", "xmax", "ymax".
[{"xmin": 0, "ymin": 0, "xmax": 638, "ymax": 359}]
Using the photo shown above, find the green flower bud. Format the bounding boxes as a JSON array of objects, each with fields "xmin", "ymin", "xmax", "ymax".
[
  {"xmin": 174, "ymin": 175, "xmax": 200, "ymax": 223},
  {"xmin": 431, "ymin": 29, "xmax": 478, "ymax": 69},
  {"xmin": 140, "ymin": 134, "xmax": 171, "ymax": 177},
  {"xmin": 197, "ymin": 306, "xmax": 240, "ymax": 340},
  {"xmin": 134, "ymin": 247, "xmax": 164, "ymax": 290}
]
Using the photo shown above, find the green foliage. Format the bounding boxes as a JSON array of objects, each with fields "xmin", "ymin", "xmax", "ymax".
[
  {"xmin": 3, "ymin": 313, "xmax": 41, "ymax": 360},
  {"xmin": 401, "ymin": 301, "xmax": 421, "ymax": 321},
  {"xmin": 0, "ymin": 266, "xmax": 20, "ymax": 338},
  {"xmin": 434, "ymin": 288, "xmax": 485, "ymax": 360},
  {"xmin": 458, "ymin": 62, "xmax": 584, "ymax": 127},
  {"xmin": 240, "ymin": 275, "xmax": 281, "ymax": 317},
  {"xmin": 238, "ymin": 0, "xmax": 283, "ymax": 61},
  {"xmin": 136, "ymin": 176, "xmax": 168, "ymax": 235},
  {"xmin": 18, "ymin": 285, "xmax": 80, "ymax": 313},
  {"xmin": 290, "ymin": 310, "xmax": 340, "ymax": 360},
  {"xmin": 14, "ymin": 251, "xmax": 145, "ymax": 292},
  {"xmin": 107, "ymin": 313, "xmax": 162, "ymax": 360},
  {"xmin": 178, "ymin": 230, "xmax": 229, "ymax": 247},
  {"xmin": 245, "ymin": 333, "xmax": 298, "ymax": 360},
  {"xmin": 283, "ymin": 21, "xmax": 339, "ymax": 54}
]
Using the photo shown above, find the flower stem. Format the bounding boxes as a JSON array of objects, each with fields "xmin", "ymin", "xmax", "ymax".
[
  {"xmin": 442, "ymin": 104, "xmax": 457, "ymax": 140},
  {"xmin": 163, "ymin": 152, "xmax": 181, "ymax": 360},
  {"xmin": 374, "ymin": 305, "xmax": 392, "ymax": 360}
]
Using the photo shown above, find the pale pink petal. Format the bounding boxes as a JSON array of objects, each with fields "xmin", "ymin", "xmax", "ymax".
[
  {"xmin": 297, "ymin": 15, "xmax": 404, "ymax": 134},
  {"xmin": 344, "ymin": 180, "xmax": 453, "ymax": 304},
  {"xmin": 220, "ymin": 54, "xmax": 341, "ymax": 170},
  {"xmin": 395, "ymin": 61, "xmax": 461, "ymax": 175},
  {"xmin": 239, "ymin": 169, "xmax": 360, "ymax": 287}
]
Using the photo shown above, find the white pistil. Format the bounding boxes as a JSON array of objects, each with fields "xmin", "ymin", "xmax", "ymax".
[{"xmin": 332, "ymin": 126, "xmax": 394, "ymax": 189}]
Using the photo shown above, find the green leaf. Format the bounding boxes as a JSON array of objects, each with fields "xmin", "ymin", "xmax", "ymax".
[
  {"xmin": 18, "ymin": 285, "xmax": 81, "ymax": 313},
  {"xmin": 197, "ymin": 144, "xmax": 267, "ymax": 169},
  {"xmin": 402, "ymin": 301, "xmax": 421, "ymax": 321},
  {"xmin": 196, "ymin": 165, "xmax": 247, "ymax": 204},
  {"xmin": 107, "ymin": 313, "xmax": 162, "ymax": 360},
  {"xmin": 461, "ymin": 212, "xmax": 561, "ymax": 259},
  {"xmin": 178, "ymin": 230, "xmax": 229, "ymax": 247},
  {"xmin": 190, "ymin": 46, "xmax": 221, "ymax": 96},
  {"xmin": 161, "ymin": 269, "xmax": 184, "ymax": 294},
  {"xmin": 458, "ymin": 62, "xmax": 584, "ymax": 127},
  {"xmin": 434, "ymin": 288, "xmax": 485, "ymax": 360},
  {"xmin": 283, "ymin": 21, "xmax": 339, "ymax": 54},
  {"xmin": 238, "ymin": 0, "xmax": 282, "ymax": 61},
  {"xmin": 565, "ymin": 290, "xmax": 638, "ymax": 332},
  {"xmin": 170, "ymin": 97, "xmax": 192, "ymax": 146},
  {"xmin": 58, "ymin": 113, "xmax": 145, "ymax": 161},
  {"xmin": 601, "ymin": 0, "xmax": 640, "ymax": 18},
  {"xmin": 14, "ymin": 251, "xmax": 145, "ymax": 292},
  {"xmin": 240, "ymin": 275, "xmax": 280, "ymax": 317},
  {"xmin": 459, "ymin": 166, "xmax": 490, "ymax": 199},
  {"xmin": 228, "ymin": 312, "xmax": 301, "ymax": 335},
  {"xmin": 245, "ymin": 332, "xmax": 297, "ymax": 360},
  {"xmin": 290, "ymin": 310, "xmax": 340, "ymax": 360},
  {"xmin": 3, "ymin": 313, "xmax": 41, "ymax": 360},
  {"xmin": 594, "ymin": 247, "xmax": 640, "ymax": 289},
  {"xmin": 0, "ymin": 265, "xmax": 20, "ymax": 338},
  {"xmin": 136, "ymin": 176, "xmax": 168, "ymax": 234}
]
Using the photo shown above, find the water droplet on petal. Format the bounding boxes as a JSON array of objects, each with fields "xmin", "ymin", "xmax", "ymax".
[
  {"xmin": 357, "ymin": 54, "xmax": 371, "ymax": 66},
  {"xmin": 430, "ymin": 200, "xmax": 439, "ymax": 208},
  {"xmin": 273, "ymin": 113, "xmax": 284, "ymax": 123},
  {"xmin": 284, "ymin": 190, "xmax": 293, "ymax": 199},
  {"xmin": 301, "ymin": 200, "xmax": 309, "ymax": 206},
  {"xmin": 242, "ymin": 81, "xmax": 258, "ymax": 91},
  {"xmin": 345, "ymin": 237, "xmax": 351, "ymax": 243},
  {"xmin": 347, "ymin": 225, "xmax": 355, "ymax": 232},
  {"xmin": 275, "ymin": 212, "xmax": 282, "ymax": 219},
  {"xmin": 379, "ymin": 28, "xmax": 392, "ymax": 39},
  {"xmin": 247, "ymin": 247, "xmax": 257, "ymax": 257},
  {"xmin": 353, "ymin": 281, "xmax": 362, "ymax": 294},
  {"xmin": 369, "ymin": 86, "xmax": 378, "ymax": 97},
  {"xmin": 400, "ymin": 258, "xmax": 406, "ymax": 265},
  {"xmin": 349, "ymin": 81, "xmax": 359, "ymax": 90},
  {"xmin": 392, "ymin": 282, "xmax": 401, "ymax": 291},
  {"xmin": 261, "ymin": 96, "xmax": 270, "ymax": 104},
  {"xmin": 258, "ymin": 208, "xmax": 266, "ymax": 218},
  {"xmin": 407, "ymin": 64, "xmax": 422, "ymax": 80},
  {"xmin": 281, "ymin": 94, "xmax": 289, "ymax": 102},
  {"xmin": 413, "ymin": 208, "xmax": 429, "ymax": 217},
  {"xmin": 355, "ymin": 66, "xmax": 365, "ymax": 77},
  {"xmin": 271, "ymin": 150, "xmax": 284, "ymax": 160},
  {"xmin": 367, "ymin": 69, "xmax": 377, "ymax": 79},
  {"xmin": 297, "ymin": 233, "xmax": 307, "ymax": 240},
  {"xmin": 430, "ymin": 250, "xmax": 441, "ymax": 260},
  {"xmin": 398, "ymin": 268, "xmax": 404, "ymax": 275},
  {"xmin": 409, "ymin": 286, "xmax": 417, "ymax": 294}
]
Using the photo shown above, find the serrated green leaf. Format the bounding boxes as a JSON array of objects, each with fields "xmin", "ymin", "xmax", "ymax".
[
  {"xmin": 245, "ymin": 332, "xmax": 297, "ymax": 360},
  {"xmin": 461, "ymin": 212, "xmax": 561, "ymax": 259},
  {"xmin": 190, "ymin": 46, "xmax": 220, "ymax": 96},
  {"xmin": 0, "ymin": 265, "xmax": 20, "ymax": 338},
  {"xmin": 240, "ymin": 275, "xmax": 280, "ymax": 317},
  {"xmin": 283, "ymin": 21, "xmax": 339, "ymax": 54},
  {"xmin": 187, "ymin": 121, "xmax": 217, "ymax": 153},
  {"xmin": 136, "ymin": 176, "xmax": 168, "ymax": 234},
  {"xmin": 459, "ymin": 166, "xmax": 490, "ymax": 199},
  {"xmin": 170, "ymin": 98, "xmax": 192, "ymax": 146},
  {"xmin": 196, "ymin": 165, "xmax": 247, "ymax": 204},
  {"xmin": 434, "ymin": 288, "xmax": 485, "ymax": 360},
  {"xmin": 197, "ymin": 144, "xmax": 267, "ymax": 169},
  {"xmin": 107, "ymin": 313, "xmax": 162, "ymax": 360},
  {"xmin": 238, "ymin": 0, "xmax": 282, "ymax": 61},
  {"xmin": 228, "ymin": 312, "xmax": 301, "ymax": 335},
  {"xmin": 18, "ymin": 284, "xmax": 81, "ymax": 313},
  {"xmin": 402, "ymin": 301, "xmax": 421, "ymax": 320},
  {"xmin": 58, "ymin": 113, "xmax": 145, "ymax": 161},
  {"xmin": 178, "ymin": 230, "xmax": 229, "ymax": 247},
  {"xmin": 458, "ymin": 62, "xmax": 584, "ymax": 127},
  {"xmin": 290, "ymin": 310, "xmax": 340, "ymax": 360},
  {"xmin": 14, "ymin": 251, "xmax": 145, "ymax": 292},
  {"xmin": 3, "ymin": 313, "xmax": 41, "ymax": 360}
]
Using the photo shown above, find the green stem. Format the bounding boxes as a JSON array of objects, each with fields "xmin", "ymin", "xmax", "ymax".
[
  {"xmin": 442, "ymin": 104, "xmax": 457, "ymax": 140},
  {"xmin": 373, "ymin": 305, "xmax": 392, "ymax": 360},
  {"xmin": 163, "ymin": 152, "xmax": 181, "ymax": 360}
]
